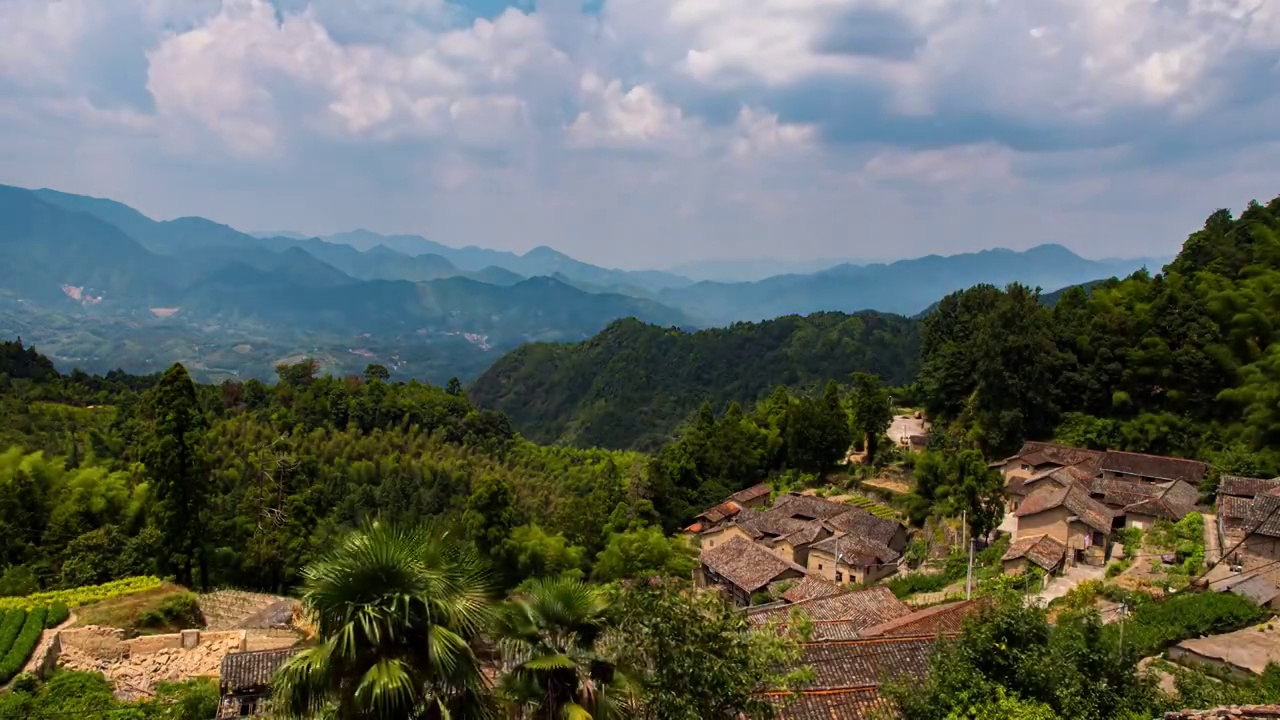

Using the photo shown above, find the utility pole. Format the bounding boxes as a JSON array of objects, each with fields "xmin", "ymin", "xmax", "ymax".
[
  {"xmin": 966, "ymin": 537, "xmax": 975, "ymax": 600},
  {"xmin": 1118, "ymin": 602, "xmax": 1127, "ymax": 656}
]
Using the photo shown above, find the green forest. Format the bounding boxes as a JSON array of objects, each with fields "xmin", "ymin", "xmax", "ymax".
[
  {"xmin": 470, "ymin": 311, "xmax": 919, "ymax": 450},
  {"xmin": 4, "ymin": 194, "xmax": 1280, "ymax": 718}
]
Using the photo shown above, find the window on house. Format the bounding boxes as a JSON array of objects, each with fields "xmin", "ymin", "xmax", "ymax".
[
  {"xmin": 817, "ymin": 564, "xmax": 823, "ymax": 570},
  {"xmin": 835, "ymin": 571, "xmax": 843, "ymax": 582}
]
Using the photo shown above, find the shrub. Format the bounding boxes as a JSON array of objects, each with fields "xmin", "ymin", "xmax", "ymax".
[
  {"xmin": 0, "ymin": 609, "xmax": 26, "ymax": 658},
  {"xmin": 45, "ymin": 602, "xmax": 69, "ymax": 628},
  {"xmin": 137, "ymin": 592, "xmax": 204, "ymax": 629},
  {"xmin": 0, "ymin": 606, "xmax": 47, "ymax": 682},
  {"xmin": 887, "ymin": 572, "xmax": 953, "ymax": 598}
]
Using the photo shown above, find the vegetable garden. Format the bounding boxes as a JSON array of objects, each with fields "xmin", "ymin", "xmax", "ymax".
[{"xmin": 0, "ymin": 576, "xmax": 160, "ymax": 684}]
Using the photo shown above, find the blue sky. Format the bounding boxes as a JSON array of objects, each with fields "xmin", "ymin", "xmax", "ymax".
[{"xmin": 2, "ymin": 0, "xmax": 1280, "ymax": 269}]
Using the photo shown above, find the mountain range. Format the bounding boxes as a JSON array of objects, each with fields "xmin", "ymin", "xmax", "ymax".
[{"xmin": 0, "ymin": 182, "xmax": 1168, "ymax": 382}]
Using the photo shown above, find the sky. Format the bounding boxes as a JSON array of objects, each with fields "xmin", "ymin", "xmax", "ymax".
[{"xmin": 2, "ymin": 0, "xmax": 1280, "ymax": 269}]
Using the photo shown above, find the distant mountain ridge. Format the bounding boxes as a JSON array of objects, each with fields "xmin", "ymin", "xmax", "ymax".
[
  {"xmin": 0, "ymin": 184, "xmax": 694, "ymax": 383},
  {"xmin": 657, "ymin": 244, "xmax": 1165, "ymax": 324}
]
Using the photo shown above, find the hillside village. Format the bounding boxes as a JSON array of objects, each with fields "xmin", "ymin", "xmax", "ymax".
[{"xmin": 677, "ymin": 431, "xmax": 1280, "ymax": 718}]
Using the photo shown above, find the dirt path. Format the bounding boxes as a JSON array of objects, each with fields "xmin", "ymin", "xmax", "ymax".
[
  {"xmin": 1204, "ymin": 512, "xmax": 1221, "ymax": 566},
  {"xmin": 1034, "ymin": 564, "xmax": 1105, "ymax": 607}
]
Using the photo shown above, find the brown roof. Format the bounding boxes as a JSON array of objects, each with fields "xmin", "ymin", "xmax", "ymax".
[
  {"xmin": 810, "ymin": 534, "xmax": 901, "ymax": 568},
  {"xmin": 1014, "ymin": 483, "xmax": 1115, "ymax": 533},
  {"xmin": 1220, "ymin": 494, "xmax": 1255, "ymax": 521},
  {"xmin": 1243, "ymin": 495, "xmax": 1280, "ymax": 539},
  {"xmin": 220, "ymin": 648, "xmax": 298, "ymax": 694},
  {"xmin": 730, "ymin": 483, "xmax": 773, "ymax": 504},
  {"xmin": 780, "ymin": 576, "xmax": 848, "ymax": 604},
  {"xmin": 824, "ymin": 508, "xmax": 904, "ymax": 548},
  {"xmin": 1161, "ymin": 479, "xmax": 1202, "ymax": 509},
  {"xmin": 797, "ymin": 634, "xmax": 942, "ymax": 690},
  {"xmin": 1002, "ymin": 534, "xmax": 1066, "ymax": 571},
  {"xmin": 1164, "ymin": 706, "xmax": 1280, "ymax": 719},
  {"xmin": 859, "ymin": 600, "xmax": 978, "ymax": 638},
  {"xmin": 779, "ymin": 523, "xmax": 832, "ymax": 548},
  {"xmin": 700, "ymin": 536, "xmax": 807, "ymax": 593},
  {"xmin": 771, "ymin": 494, "xmax": 857, "ymax": 522},
  {"xmin": 1014, "ymin": 442, "xmax": 1105, "ymax": 468},
  {"xmin": 766, "ymin": 685, "xmax": 894, "ymax": 720},
  {"xmin": 750, "ymin": 586, "xmax": 910, "ymax": 632},
  {"xmin": 1102, "ymin": 450, "xmax": 1207, "ymax": 483},
  {"xmin": 1220, "ymin": 476, "xmax": 1280, "ymax": 499},
  {"xmin": 696, "ymin": 499, "xmax": 744, "ymax": 524}
]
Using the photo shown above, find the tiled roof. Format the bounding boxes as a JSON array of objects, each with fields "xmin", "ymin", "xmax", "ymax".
[
  {"xmin": 750, "ymin": 586, "xmax": 910, "ymax": 632},
  {"xmin": 780, "ymin": 523, "xmax": 831, "ymax": 548},
  {"xmin": 780, "ymin": 576, "xmax": 848, "ymax": 604},
  {"xmin": 1220, "ymin": 476, "xmax": 1280, "ymax": 499},
  {"xmin": 1002, "ymin": 534, "xmax": 1066, "ymax": 571},
  {"xmin": 810, "ymin": 534, "xmax": 901, "ymax": 568},
  {"xmin": 1226, "ymin": 575, "xmax": 1280, "ymax": 607},
  {"xmin": 1243, "ymin": 495, "xmax": 1280, "ymax": 539},
  {"xmin": 696, "ymin": 499, "xmax": 744, "ymax": 524},
  {"xmin": 859, "ymin": 600, "xmax": 978, "ymax": 638},
  {"xmin": 1161, "ymin": 479, "xmax": 1202, "ymax": 509},
  {"xmin": 1090, "ymin": 477, "xmax": 1161, "ymax": 498},
  {"xmin": 1015, "ymin": 442, "xmax": 1105, "ymax": 468},
  {"xmin": 220, "ymin": 648, "xmax": 298, "ymax": 694},
  {"xmin": 1124, "ymin": 483, "xmax": 1197, "ymax": 521},
  {"xmin": 730, "ymin": 483, "xmax": 773, "ymax": 505},
  {"xmin": 765, "ymin": 685, "xmax": 893, "ymax": 720},
  {"xmin": 1220, "ymin": 494, "xmax": 1255, "ymax": 521},
  {"xmin": 701, "ymin": 536, "xmax": 807, "ymax": 592},
  {"xmin": 1164, "ymin": 705, "xmax": 1280, "ymax": 719},
  {"xmin": 772, "ymin": 494, "xmax": 857, "ymax": 522},
  {"xmin": 824, "ymin": 508, "xmax": 904, "ymax": 548},
  {"xmin": 1102, "ymin": 450, "xmax": 1207, "ymax": 483},
  {"xmin": 1014, "ymin": 483, "xmax": 1115, "ymax": 533},
  {"xmin": 800, "ymin": 635, "xmax": 942, "ymax": 690}
]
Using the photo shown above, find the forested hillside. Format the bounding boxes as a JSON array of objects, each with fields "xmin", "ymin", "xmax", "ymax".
[
  {"xmin": 469, "ymin": 312, "xmax": 919, "ymax": 450},
  {"xmin": 920, "ymin": 197, "xmax": 1280, "ymax": 476},
  {"xmin": 0, "ymin": 340, "xmax": 858, "ymax": 601}
]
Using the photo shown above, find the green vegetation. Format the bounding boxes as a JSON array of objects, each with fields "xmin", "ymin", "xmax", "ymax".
[
  {"xmin": 0, "ymin": 610, "xmax": 23, "ymax": 660},
  {"xmin": 44, "ymin": 602, "xmax": 67, "ymax": 628},
  {"xmin": 137, "ymin": 592, "xmax": 203, "ymax": 631},
  {"xmin": 0, "ymin": 606, "xmax": 46, "ymax": 683},
  {"xmin": 0, "ymin": 578, "xmax": 164, "ymax": 611},
  {"xmin": 919, "ymin": 197, "xmax": 1280, "ymax": 471},
  {"xmin": 844, "ymin": 495, "xmax": 896, "ymax": 519},
  {"xmin": 0, "ymin": 671, "xmax": 217, "ymax": 720},
  {"xmin": 272, "ymin": 523, "xmax": 803, "ymax": 719},
  {"xmin": 890, "ymin": 587, "xmax": 1272, "ymax": 720},
  {"xmin": 470, "ymin": 312, "xmax": 919, "ymax": 450}
]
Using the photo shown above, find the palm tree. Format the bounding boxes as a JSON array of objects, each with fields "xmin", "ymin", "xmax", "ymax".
[
  {"xmin": 494, "ymin": 577, "xmax": 634, "ymax": 719},
  {"xmin": 274, "ymin": 522, "xmax": 497, "ymax": 720}
]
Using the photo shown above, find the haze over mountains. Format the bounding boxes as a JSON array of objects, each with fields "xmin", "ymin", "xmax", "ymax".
[{"xmin": 0, "ymin": 183, "xmax": 1165, "ymax": 382}]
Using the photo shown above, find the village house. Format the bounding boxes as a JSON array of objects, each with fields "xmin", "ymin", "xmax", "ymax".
[
  {"xmin": 217, "ymin": 648, "xmax": 298, "ymax": 719},
  {"xmin": 763, "ymin": 633, "xmax": 951, "ymax": 719},
  {"xmin": 805, "ymin": 533, "xmax": 901, "ymax": 585},
  {"xmin": 1001, "ymin": 533, "xmax": 1067, "ymax": 576},
  {"xmin": 696, "ymin": 535, "xmax": 807, "ymax": 606},
  {"xmin": 748, "ymin": 585, "xmax": 912, "ymax": 641},
  {"xmin": 1013, "ymin": 483, "xmax": 1116, "ymax": 566},
  {"xmin": 999, "ymin": 442, "xmax": 1204, "ymax": 532},
  {"xmin": 1099, "ymin": 450, "xmax": 1207, "ymax": 485},
  {"xmin": 692, "ymin": 491, "xmax": 908, "ymax": 581},
  {"xmin": 1216, "ymin": 477, "xmax": 1280, "ymax": 582}
]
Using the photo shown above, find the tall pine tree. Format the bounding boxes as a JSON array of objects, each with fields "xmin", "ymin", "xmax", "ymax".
[{"xmin": 141, "ymin": 363, "xmax": 210, "ymax": 588}]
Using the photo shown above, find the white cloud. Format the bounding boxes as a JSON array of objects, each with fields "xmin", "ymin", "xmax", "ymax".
[{"xmin": 0, "ymin": 0, "xmax": 1279, "ymax": 265}]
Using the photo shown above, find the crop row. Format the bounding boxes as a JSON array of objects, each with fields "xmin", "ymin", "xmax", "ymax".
[
  {"xmin": 0, "ymin": 576, "xmax": 163, "ymax": 611},
  {"xmin": 0, "ymin": 606, "xmax": 47, "ymax": 683}
]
